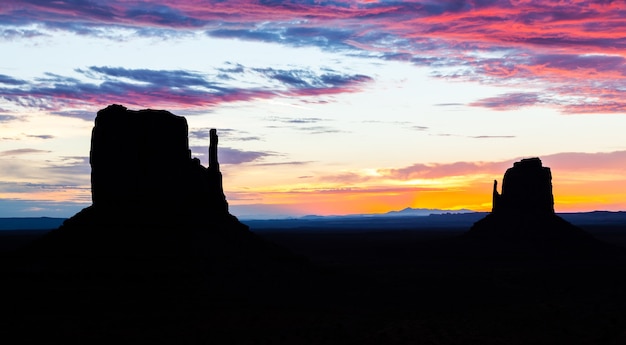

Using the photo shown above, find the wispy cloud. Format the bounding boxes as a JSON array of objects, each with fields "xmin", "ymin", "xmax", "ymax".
[
  {"xmin": 0, "ymin": 65, "xmax": 372, "ymax": 113},
  {"xmin": 0, "ymin": 27, "xmax": 44, "ymax": 40},
  {"xmin": 25, "ymin": 134, "xmax": 55, "ymax": 140},
  {"xmin": 317, "ymin": 171, "xmax": 375, "ymax": 184},
  {"xmin": 0, "ymin": 74, "xmax": 26, "ymax": 85},
  {"xmin": 265, "ymin": 115, "xmax": 344, "ymax": 134},
  {"xmin": 267, "ymin": 116, "xmax": 325, "ymax": 124},
  {"xmin": 429, "ymin": 132, "xmax": 516, "ymax": 139},
  {"xmin": 541, "ymin": 151, "xmax": 626, "ymax": 173},
  {"xmin": 190, "ymin": 128, "xmax": 262, "ymax": 142},
  {"xmin": 469, "ymin": 135, "xmax": 515, "ymax": 139},
  {"xmin": 435, "ymin": 103, "xmax": 464, "ymax": 107},
  {"xmin": 0, "ymin": 154, "xmax": 90, "ymax": 188},
  {"xmin": 253, "ymin": 161, "xmax": 313, "ymax": 167},
  {"xmin": 0, "ymin": 148, "xmax": 50, "ymax": 156},
  {"xmin": 0, "ymin": 114, "xmax": 18, "ymax": 123},
  {"xmin": 470, "ymin": 92, "xmax": 541, "ymax": 111},
  {"xmin": 44, "ymin": 156, "xmax": 91, "ymax": 180},
  {"xmin": 219, "ymin": 147, "xmax": 273, "ymax": 165},
  {"xmin": 379, "ymin": 160, "xmax": 511, "ymax": 181},
  {"xmin": 256, "ymin": 185, "xmax": 440, "ymax": 196},
  {"xmin": 379, "ymin": 150, "xmax": 626, "ymax": 182},
  {"xmin": 50, "ymin": 110, "xmax": 97, "ymax": 121},
  {"xmin": 190, "ymin": 145, "xmax": 273, "ymax": 165}
]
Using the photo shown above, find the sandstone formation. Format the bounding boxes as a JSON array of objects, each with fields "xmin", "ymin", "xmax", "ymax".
[
  {"xmin": 9, "ymin": 105, "xmax": 306, "ymax": 321},
  {"xmin": 88, "ymin": 104, "xmax": 230, "ymax": 225},
  {"xmin": 467, "ymin": 157, "xmax": 590, "ymax": 239},
  {"xmin": 26, "ymin": 104, "xmax": 289, "ymax": 261},
  {"xmin": 462, "ymin": 158, "xmax": 613, "ymax": 258},
  {"xmin": 491, "ymin": 157, "xmax": 554, "ymax": 216}
]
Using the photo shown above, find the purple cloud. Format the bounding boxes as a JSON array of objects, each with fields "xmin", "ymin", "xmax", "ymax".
[
  {"xmin": 190, "ymin": 145, "xmax": 273, "ymax": 165},
  {"xmin": 0, "ymin": 65, "xmax": 372, "ymax": 113},
  {"xmin": 25, "ymin": 134, "xmax": 55, "ymax": 140},
  {"xmin": 470, "ymin": 92, "xmax": 541, "ymax": 110},
  {"xmin": 2, "ymin": 1, "xmax": 626, "ymax": 113},
  {"xmin": 219, "ymin": 147, "xmax": 273, "ymax": 165},
  {"xmin": 190, "ymin": 128, "xmax": 261, "ymax": 142},
  {"xmin": 0, "ymin": 74, "xmax": 26, "ymax": 85},
  {"xmin": 0, "ymin": 114, "xmax": 18, "ymax": 123},
  {"xmin": 0, "ymin": 148, "xmax": 50, "ymax": 157}
]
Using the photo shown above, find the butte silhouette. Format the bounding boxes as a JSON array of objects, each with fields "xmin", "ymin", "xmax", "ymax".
[
  {"xmin": 463, "ymin": 157, "xmax": 620, "ymax": 258},
  {"xmin": 4, "ymin": 105, "xmax": 307, "ymax": 332},
  {"xmin": 24, "ymin": 104, "xmax": 297, "ymax": 264}
]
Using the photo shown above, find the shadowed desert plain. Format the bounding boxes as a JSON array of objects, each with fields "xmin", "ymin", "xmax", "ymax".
[{"xmin": 2, "ymin": 105, "xmax": 626, "ymax": 345}]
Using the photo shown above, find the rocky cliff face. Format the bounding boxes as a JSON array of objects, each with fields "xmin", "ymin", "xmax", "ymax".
[
  {"xmin": 492, "ymin": 157, "xmax": 554, "ymax": 215},
  {"xmin": 12, "ymin": 105, "xmax": 303, "ymax": 317},
  {"xmin": 466, "ymin": 157, "xmax": 596, "ymax": 246},
  {"xmin": 26, "ymin": 104, "xmax": 289, "ymax": 259},
  {"xmin": 89, "ymin": 104, "xmax": 229, "ymax": 224}
]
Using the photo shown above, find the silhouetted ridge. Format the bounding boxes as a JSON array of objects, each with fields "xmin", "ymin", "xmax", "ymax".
[{"xmin": 463, "ymin": 157, "xmax": 619, "ymax": 258}]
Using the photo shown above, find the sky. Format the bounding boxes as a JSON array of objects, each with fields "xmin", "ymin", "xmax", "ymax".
[{"xmin": 1, "ymin": 0, "xmax": 626, "ymax": 219}]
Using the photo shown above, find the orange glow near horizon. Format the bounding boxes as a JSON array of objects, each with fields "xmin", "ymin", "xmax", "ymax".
[
  {"xmin": 0, "ymin": 189, "xmax": 90, "ymax": 204},
  {"xmin": 6, "ymin": 175, "xmax": 626, "ymax": 217},
  {"xmin": 6, "ymin": 155, "xmax": 626, "ymax": 217},
  {"xmin": 228, "ymin": 166, "xmax": 626, "ymax": 216},
  {"xmin": 234, "ymin": 185, "xmax": 626, "ymax": 216}
]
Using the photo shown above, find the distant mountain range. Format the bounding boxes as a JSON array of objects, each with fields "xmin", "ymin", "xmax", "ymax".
[
  {"xmin": 1, "ymin": 209, "xmax": 625, "ymax": 231},
  {"xmin": 0, "ymin": 217, "xmax": 66, "ymax": 230},
  {"xmin": 295, "ymin": 207, "xmax": 473, "ymax": 220},
  {"xmin": 0, "ymin": 207, "xmax": 469, "ymax": 230},
  {"xmin": 375, "ymin": 207, "xmax": 474, "ymax": 217}
]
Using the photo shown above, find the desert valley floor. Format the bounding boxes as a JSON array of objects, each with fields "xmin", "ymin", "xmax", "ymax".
[{"xmin": 2, "ymin": 215, "xmax": 626, "ymax": 345}]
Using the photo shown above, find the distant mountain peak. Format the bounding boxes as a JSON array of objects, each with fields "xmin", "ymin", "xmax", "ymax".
[{"xmin": 384, "ymin": 207, "xmax": 473, "ymax": 217}]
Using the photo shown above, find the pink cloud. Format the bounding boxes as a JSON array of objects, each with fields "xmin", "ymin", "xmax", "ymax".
[
  {"xmin": 379, "ymin": 150, "xmax": 626, "ymax": 181},
  {"xmin": 379, "ymin": 160, "xmax": 512, "ymax": 180},
  {"xmin": 3, "ymin": 1, "xmax": 626, "ymax": 113},
  {"xmin": 541, "ymin": 151, "xmax": 626, "ymax": 173}
]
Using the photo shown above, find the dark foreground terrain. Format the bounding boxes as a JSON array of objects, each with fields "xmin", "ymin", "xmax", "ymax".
[{"xmin": 2, "ymin": 216, "xmax": 626, "ymax": 345}]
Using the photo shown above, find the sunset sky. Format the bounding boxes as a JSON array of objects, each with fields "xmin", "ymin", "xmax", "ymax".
[{"xmin": 2, "ymin": 1, "xmax": 626, "ymax": 219}]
